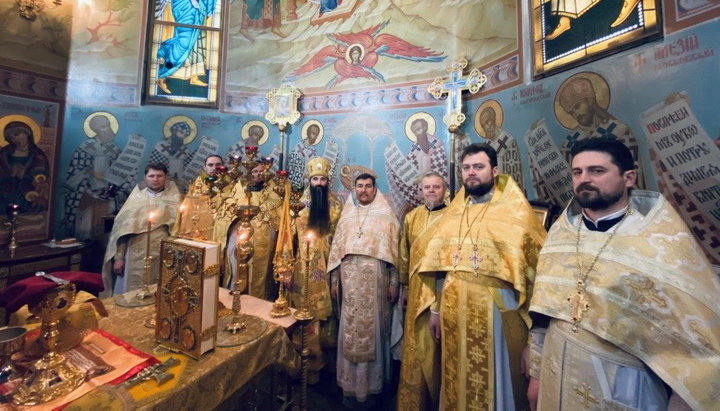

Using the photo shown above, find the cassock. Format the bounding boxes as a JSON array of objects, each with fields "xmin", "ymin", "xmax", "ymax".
[
  {"xmin": 101, "ymin": 181, "xmax": 181, "ymax": 296},
  {"xmin": 529, "ymin": 190, "xmax": 720, "ymax": 410},
  {"xmin": 327, "ymin": 190, "xmax": 400, "ymax": 402},
  {"xmin": 397, "ymin": 202, "xmax": 447, "ymax": 410},
  {"xmin": 410, "ymin": 175, "xmax": 546, "ymax": 410}
]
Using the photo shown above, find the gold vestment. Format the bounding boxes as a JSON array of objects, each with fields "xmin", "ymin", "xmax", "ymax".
[
  {"xmin": 410, "ymin": 175, "xmax": 546, "ymax": 410},
  {"xmin": 101, "ymin": 182, "xmax": 181, "ymax": 296},
  {"xmin": 397, "ymin": 204, "xmax": 446, "ymax": 410},
  {"xmin": 530, "ymin": 191, "xmax": 720, "ymax": 410}
]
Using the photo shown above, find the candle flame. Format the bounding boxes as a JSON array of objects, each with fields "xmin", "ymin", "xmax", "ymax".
[
  {"xmin": 179, "ymin": 204, "xmax": 186, "ymax": 212},
  {"xmin": 305, "ymin": 231, "xmax": 315, "ymax": 242},
  {"xmin": 148, "ymin": 211, "xmax": 156, "ymax": 222}
]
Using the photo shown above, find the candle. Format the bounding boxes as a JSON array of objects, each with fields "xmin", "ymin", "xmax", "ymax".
[
  {"xmin": 146, "ymin": 212, "xmax": 156, "ymax": 258},
  {"xmin": 6, "ymin": 204, "xmax": 19, "ymax": 217},
  {"xmin": 177, "ymin": 204, "xmax": 185, "ymax": 235},
  {"xmin": 278, "ymin": 170, "xmax": 288, "ymax": 177}
]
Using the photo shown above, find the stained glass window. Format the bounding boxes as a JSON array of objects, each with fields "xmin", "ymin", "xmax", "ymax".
[{"xmin": 145, "ymin": 0, "xmax": 224, "ymax": 107}]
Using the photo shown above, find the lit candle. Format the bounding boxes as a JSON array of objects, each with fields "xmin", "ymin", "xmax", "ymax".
[
  {"xmin": 146, "ymin": 211, "xmax": 156, "ymax": 258},
  {"xmin": 6, "ymin": 204, "xmax": 19, "ymax": 217},
  {"xmin": 278, "ymin": 170, "xmax": 288, "ymax": 178}
]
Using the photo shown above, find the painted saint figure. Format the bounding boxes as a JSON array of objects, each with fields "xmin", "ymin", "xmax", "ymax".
[
  {"xmin": 155, "ymin": 0, "xmax": 217, "ymax": 94},
  {"xmin": 62, "ymin": 112, "xmax": 128, "ymax": 240},
  {"xmin": 0, "ymin": 120, "xmax": 50, "ymax": 213},
  {"xmin": 288, "ymin": 121, "xmax": 322, "ymax": 187},
  {"xmin": 476, "ymin": 101, "xmax": 524, "ymax": 191},
  {"xmin": 148, "ymin": 116, "xmax": 198, "ymax": 192}
]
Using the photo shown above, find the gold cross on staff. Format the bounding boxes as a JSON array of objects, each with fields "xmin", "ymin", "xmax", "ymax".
[
  {"xmin": 572, "ymin": 383, "xmax": 600, "ymax": 408},
  {"xmin": 427, "ymin": 56, "xmax": 487, "ymax": 128}
]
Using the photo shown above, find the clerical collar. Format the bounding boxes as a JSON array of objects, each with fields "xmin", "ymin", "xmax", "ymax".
[
  {"xmin": 467, "ymin": 189, "xmax": 493, "ymax": 205},
  {"xmin": 582, "ymin": 206, "xmax": 628, "ymax": 232},
  {"xmin": 425, "ymin": 203, "xmax": 446, "ymax": 212}
]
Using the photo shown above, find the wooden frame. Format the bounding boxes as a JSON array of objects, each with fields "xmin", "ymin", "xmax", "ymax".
[{"xmin": 531, "ymin": 0, "xmax": 662, "ymax": 78}]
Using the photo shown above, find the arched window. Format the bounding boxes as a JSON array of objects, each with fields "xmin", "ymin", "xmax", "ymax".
[{"xmin": 144, "ymin": 0, "xmax": 225, "ymax": 107}]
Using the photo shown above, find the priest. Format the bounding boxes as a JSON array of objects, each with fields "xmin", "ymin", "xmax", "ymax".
[
  {"xmin": 397, "ymin": 171, "xmax": 448, "ymax": 410},
  {"xmin": 290, "ymin": 157, "xmax": 342, "ymax": 382},
  {"xmin": 410, "ymin": 143, "xmax": 546, "ymax": 409},
  {"xmin": 102, "ymin": 163, "xmax": 181, "ymax": 296},
  {"xmin": 328, "ymin": 173, "xmax": 400, "ymax": 405}
]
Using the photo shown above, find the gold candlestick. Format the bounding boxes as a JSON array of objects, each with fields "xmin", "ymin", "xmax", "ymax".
[
  {"xmin": 294, "ymin": 231, "xmax": 315, "ymax": 411},
  {"xmin": 216, "ymin": 148, "xmax": 268, "ymax": 347},
  {"xmin": 176, "ymin": 204, "xmax": 185, "ymax": 237}
]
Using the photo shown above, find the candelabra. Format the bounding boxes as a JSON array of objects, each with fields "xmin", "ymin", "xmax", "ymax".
[
  {"xmin": 294, "ymin": 232, "xmax": 315, "ymax": 411},
  {"xmin": 270, "ymin": 171, "xmax": 292, "ymax": 318},
  {"xmin": 216, "ymin": 146, "xmax": 268, "ymax": 346}
]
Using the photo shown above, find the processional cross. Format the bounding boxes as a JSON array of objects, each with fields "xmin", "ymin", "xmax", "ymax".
[{"xmin": 428, "ymin": 57, "xmax": 487, "ymax": 198}]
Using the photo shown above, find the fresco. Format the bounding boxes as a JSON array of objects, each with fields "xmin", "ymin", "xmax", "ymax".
[
  {"xmin": 0, "ymin": 1, "xmax": 73, "ymax": 78},
  {"xmin": 225, "ymin": 0, "xmax": 522, "ymax": 96}
]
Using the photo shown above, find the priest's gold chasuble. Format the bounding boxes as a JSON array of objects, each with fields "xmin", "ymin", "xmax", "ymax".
[
  {"xmin": 397, "ymin": 204, "xmax": 446, "ymax": 410},
  {"xmin": 409, "ymin": 175, "xmax": 546, "ymax": 410},
  {"xmin": 530, "ymin": 191, "xmax": 720, "ymax": 410}
]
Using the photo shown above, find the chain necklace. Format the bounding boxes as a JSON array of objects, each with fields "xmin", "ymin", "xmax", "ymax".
[
  {"xmin": 355, "ymin": 202, "xmax": 372, "ymax": 238},
  {"xmin": 567, "ymin": 208, "xmax": 632, "ymax": 332},
  {"xmin": 451, "ymin": 197, "xmax": 491, "ymax": 274}
]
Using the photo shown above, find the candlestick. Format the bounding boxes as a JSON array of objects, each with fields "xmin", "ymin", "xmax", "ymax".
[
  {"xmin": 294, "ymin": 231, "xmax": 314, "ymax": 321},
  {"xmin": 177, "ymin": 204, "xmax": 185, "ymax": 237},
  {"xmin": 146, "ymin": 212, "xmax": 155, "ymax": 259}
]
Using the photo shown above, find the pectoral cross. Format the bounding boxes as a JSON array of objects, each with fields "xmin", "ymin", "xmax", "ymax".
[
  {"xmin": 567, "ymin": 290, "xmax": 590, "ymax": 332},
  {"xmin": 451, "ymin": 247, "xmax": 462, "ymax": 270},
  {"xmin": 469, "ymin": 246, "xmax": 483, "ymax": 272},
  {"xmin": 356, "ymin": 228, "xmax": 363, "ymax": 238}
]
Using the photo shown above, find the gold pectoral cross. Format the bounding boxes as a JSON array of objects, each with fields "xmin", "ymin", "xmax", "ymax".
[
  {"xmin": 451, "ymin": 247, "xmax": 462, "ymax": 270},
  {"xmin": 567, "ymin": 290, "xmax": 590, "ymax": 332}
]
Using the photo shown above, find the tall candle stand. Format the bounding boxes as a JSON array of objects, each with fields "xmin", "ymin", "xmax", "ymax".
[
  {"xmin": 294, "ymin": 232, "xmax": 315, "ymax": 411},
  {"xmin": 115, "ymin": 212, "xmax": 157, "ymax": 308},
  {"xmin": 216, "ymin": 146, "xmax": 268, "ymax": 346},
  {"xmin": 4, "ymin": 204, "xmax": 19, "ymax": 256},
  {"xmin": 270, "ymin": 171, "xmax": 292, "ymax": 318}
]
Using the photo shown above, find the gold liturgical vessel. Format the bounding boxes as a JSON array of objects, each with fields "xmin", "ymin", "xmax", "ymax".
[
  {"xmin": 216, "ymin": 146, "xmax": 267, "ymax": 347},
  {"xmin": 269, "ymin": 171, "xmax": 293, "ymax": 318},
  {"xmin": 13, "ymin": 282, "xmax": 84, "ymax": 405}
]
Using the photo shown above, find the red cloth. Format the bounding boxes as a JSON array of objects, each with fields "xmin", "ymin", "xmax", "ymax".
[{"xmin": 0, "ymin": 271, "xmax": 104, "ymax": 314}]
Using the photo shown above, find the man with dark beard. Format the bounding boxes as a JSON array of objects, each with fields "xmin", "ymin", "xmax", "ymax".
[
  {"xmin": 405, "ymin": 143, "xmax": 546, "ymax": 410},
  {"xmin": 526, "ymin": 138, "xmax": 718, "ymax": 410},
  {"xmin": 290, "ymin": 157, "xmax": 342, "ymax": 383}
]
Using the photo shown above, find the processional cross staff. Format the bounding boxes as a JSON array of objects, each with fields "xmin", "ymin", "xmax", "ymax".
[
  {"xmin": 427, "ymin": 57, "xmax": 487, "ymax": 198},
  {"xmin": 266, "ymin": 84, "xmax": 303, "ymax": 170}
]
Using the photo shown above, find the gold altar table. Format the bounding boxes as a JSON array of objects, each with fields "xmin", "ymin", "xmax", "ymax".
[{"xmin": 63, "ymin": 293, "xmax": 299, "ymax": 410}]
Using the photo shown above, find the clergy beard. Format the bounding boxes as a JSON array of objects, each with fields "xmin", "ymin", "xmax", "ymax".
[
  {"xmin": 574, "ymin": 183, "xmax": 624, "ymax": 211},
  {"xmin": 464, "ymin": 180, "xmax": 494, "ymax": 198},
  {"xmin": 308, "ymin": 185, "xmax": 330, "ymax": 235},
  {"xmin": 250, "ymin": 181, "xmax": 265, "ymax": 191}
]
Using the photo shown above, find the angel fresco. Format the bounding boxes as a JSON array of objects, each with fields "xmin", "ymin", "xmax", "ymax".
[{"xmin": 286, "ymin": 21, "xmax": 446, "ymax": 88}]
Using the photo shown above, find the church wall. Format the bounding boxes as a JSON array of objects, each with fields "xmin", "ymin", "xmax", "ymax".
[{"xmin": 0, "ymin": 1, "xmax": 717, "ymax": 266}]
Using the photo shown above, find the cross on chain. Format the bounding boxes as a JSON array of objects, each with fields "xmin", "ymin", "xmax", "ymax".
[
  {"xmin": 452, "ymin": 247, "xmax": 462, "ymax": 270},
  {"xmin": 427, "ymin": 57, "xmax": 487, "ymax": 128},
  {"xmin": 469, "ymin": 245, "xmax": 483, "ymax": 271}
]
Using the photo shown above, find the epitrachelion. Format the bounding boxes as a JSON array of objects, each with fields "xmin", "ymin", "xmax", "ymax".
[{"xmin": 155, "ymin": 238, "xmax": 220, "ymax": 359}]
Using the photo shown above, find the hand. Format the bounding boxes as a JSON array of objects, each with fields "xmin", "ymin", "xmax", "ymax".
[
  {"xmin": 112, "ymin": 259, "xmax": 125, "ymax": 276},
  {"xmin": 388, "ymin": 284, "xmax": 398, "ymax": 304},
  {"xmin": 527, "ymin": 377, "xmax": 539, "ymax": 411},
  {"xmin": 428, "ymin": 311, "xmax": 441, "ymax": 342}
]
